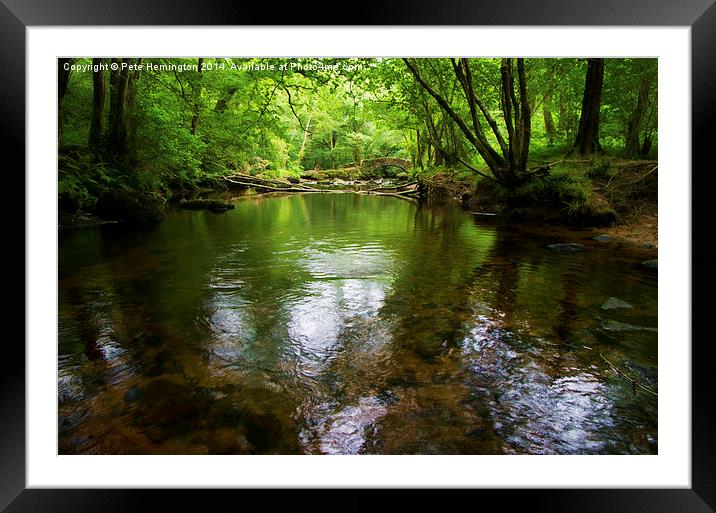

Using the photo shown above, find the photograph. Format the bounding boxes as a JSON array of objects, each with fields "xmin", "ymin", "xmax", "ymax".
[{"xmin": 57, "ymin": 56, "xmax": 659, "ymax": 456}]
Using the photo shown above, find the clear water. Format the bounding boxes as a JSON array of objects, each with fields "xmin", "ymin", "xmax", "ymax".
[{"xmin": 58, "ymin": 193, "xmax": 657, "ymax": 454}]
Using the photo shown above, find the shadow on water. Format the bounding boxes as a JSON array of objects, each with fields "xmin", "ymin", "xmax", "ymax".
[{"xmin": 58, "ymin": 193, "xmax": 657, "ymax": 454}]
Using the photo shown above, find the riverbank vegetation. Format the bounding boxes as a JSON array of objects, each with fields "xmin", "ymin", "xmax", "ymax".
[{"xmin": 58, "ymin": 57, "xmax": 657, "ymax": 233}]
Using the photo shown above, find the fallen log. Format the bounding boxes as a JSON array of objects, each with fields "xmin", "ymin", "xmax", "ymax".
[
  {"xmin": 359, "ymin": 186, "xmax": 419, "ymax": 198},
  {"xmin": 366, "ymin": 180, "xmax": 417, "ymax": 192},
  {"xmin": 225, "ymin": 173, "xmax": 304, "ymax": 189},
  {"xmin": 224, "ymin": 177, "xmax": 328, "ymax": 193}
]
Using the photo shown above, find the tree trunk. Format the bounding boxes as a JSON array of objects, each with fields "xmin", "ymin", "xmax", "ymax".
[
  {"xmin": 125, "ymin": 59, "xmax": 142, "ymax": 162},
  {"xmin": 543, "ymin": 93, "xmax": 555, "ymax": 146},
  {"xmin": 499, "ymin": 58, "xmax": 531, "ymax": 184},
  {"xmin": 58, "ymin": 58, "xmax": 75, "ymax": 144},
  {"xmin": 624, "ymin": 75, "xmax": 650, "ymax": 158},
  {"xmin": 415, "ymin": 130, "xmax": 425, "ymax": 170},
  {"xmin": 640, "ymin": 134, "xmax": 653, "ymax": 157},
  {"xmin": 572, "ymin": 58, "xmax": 605, "ymax": 157},
  {"xmin": 404, "ymin": 58, "xmax": 504, "ymax": 177},
  {"xmin": 190, "ymin": 58, "xmax": 204, "ymax": 135},
  {"xmin": 58, "ymin": 59, "xmax": 74, "ymax": 109},
  {"xmin": 352, "ymin": 145, "xmax": 362, "ymax": 169},
  {"xmin": 297, "ymin": 113, "xmax": 312, "ymax": 165},
  {"xmin": 557, "ymin": 91, "xmax": 574, "ymax": 144},
  {"xmin": 88, "ymin": 58, "xmax": 105, "ymax": 152},
  {"xmin": 105, "ymin": 58, "xmax": 131, "ymax": 161}
]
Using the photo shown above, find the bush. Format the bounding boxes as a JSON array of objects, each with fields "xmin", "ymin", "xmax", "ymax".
[
  {"xmin": 586, "ymin": 157, "xmax": 612, "ymax": 178},
  {"xmin": 519, "ymin": 169, "xmax": 590, "ymax": 215}
]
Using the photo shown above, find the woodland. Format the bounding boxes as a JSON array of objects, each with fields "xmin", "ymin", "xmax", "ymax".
[{"xmin": 58, "ymin": 57, "xmax": 658, "ymax": 229}]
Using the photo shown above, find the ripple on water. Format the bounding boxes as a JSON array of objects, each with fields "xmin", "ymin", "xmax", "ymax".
[
  {"xmin": 461, "ymin": 320, "xmax": 615, "ymax": 454},
  {"xmin": 299, "ymin": 396, "xmax": 387, "ymax": 455}
]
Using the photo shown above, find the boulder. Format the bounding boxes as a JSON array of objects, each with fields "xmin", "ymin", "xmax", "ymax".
[{"xmin": 548, "ymin": 243, "xmax": 585, "ymax": 252}]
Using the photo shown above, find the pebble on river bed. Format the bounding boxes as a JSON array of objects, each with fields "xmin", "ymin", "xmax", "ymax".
[{"xmin": 593, "ymin": 234, "xmax": 612, "ymax": 242}]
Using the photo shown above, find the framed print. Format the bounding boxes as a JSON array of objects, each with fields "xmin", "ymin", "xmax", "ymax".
[{"xmin": 3, "ymin": 0, "xmax": 715, "ymax": 510}]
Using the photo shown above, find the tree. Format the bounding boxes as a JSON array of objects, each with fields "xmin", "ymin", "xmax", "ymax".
[
  {"xmin": 105, "ymin": 58, "xmax": 131, "ymax": 160},
  {"xmin": 88, "ymin": 58, "xmax": 105, "ymax": 152},
  {"xmin": 190, "ymin": 58, "xmax": 204, "ymax": 135},
  {"xmin": 58, "ymin": 58, "xmax": 74, "ymax": 109},
  {"xmin": 542, "ymin": 93, "xmax": 556, "ymax": 146},
  {"xmin": 404, "ymin": 57, "xmax": 531, "ymax": 188},
  {"xmin": 623, "ymin": 61, "xmax": 657, "ymax": 158},
  {"xmin": 571, "ymin": 58, "xmax": 605, "ymax": 157}
]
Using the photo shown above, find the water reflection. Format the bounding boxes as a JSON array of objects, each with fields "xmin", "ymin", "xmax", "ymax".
[{"xmin": 59, "ymin": 193, "xmax": 657, "ymax": 454}]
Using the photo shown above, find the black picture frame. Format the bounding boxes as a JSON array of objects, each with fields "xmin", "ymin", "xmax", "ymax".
[{"xmin": 3, "ymin": 1, "xmax": 714, "ymax": 511}]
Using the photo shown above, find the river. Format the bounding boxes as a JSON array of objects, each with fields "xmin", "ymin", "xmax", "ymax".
[{"xmin": 58, "ymin": 192, "xmax": 658, "ymax": 454}]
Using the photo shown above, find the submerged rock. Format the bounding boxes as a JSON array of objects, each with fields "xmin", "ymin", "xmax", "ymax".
[
  {"xmin": 601, "ymin": 297, "xmax": 633, "ymax": 310},
  {"xmin": 204, "ymin": 427, "xmax": 253, "ymax": 454},
  {"xmin": 96, "ymin": 190, "xmax": 166, "ymax": 224},
  {"xmin": 123, "ymin": 385, "xmax": 143, "ymax": 403},
  {"xmin": 548, "ymin": 243, "xmax": 585, "ymax": 252},
  {"xmin": 642, "ymin": 259, "xmax": 658, "ymax": 270},
  {"xmin": 593, "ymin": 234, "xmax": 612, "ymax": 242},
  {"xmin": 600, "ymin": 319, "xmax": 657, "ymax": 332},
  {"xmin": 139, "ymin": 378, "xmax": 210, "ymax": 434},
  {"xmin": 641, "ymin": 242, "xmax": 657, "ymax": 249}
]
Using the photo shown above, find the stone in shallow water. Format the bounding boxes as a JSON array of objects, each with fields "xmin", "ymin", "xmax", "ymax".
[
  {"xmin": 601, "ymin": 297, "xmax": 633, "ymax": 310},
  {"xmin": 641, "ymin": 242, "xmax": 657, "ymax": 249},
  {"xmin": 642, "ymin": 259, "xmax": 658, "ymax": 270},
  {"xmin": 548, "ymin": 243, "xmax": 585, "ymax": 252},
  {"xmin": 593, "ymin": 234, "xmax": 612, "ymax": 242}
]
